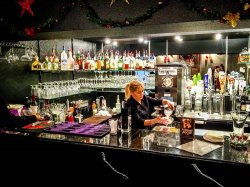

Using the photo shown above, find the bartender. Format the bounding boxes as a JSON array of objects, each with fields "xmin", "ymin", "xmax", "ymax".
[{"xmin": 125, "ymin": 80, "xmax": 174, "ymax": 129}]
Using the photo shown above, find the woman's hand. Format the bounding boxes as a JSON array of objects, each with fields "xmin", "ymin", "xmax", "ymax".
[
  {"xmin": 35, "ymin": 114, "xmax": 44, "ymax": 121},
  {"xmin": 152, "ymin": 115, "xmax": 161, "ymax": 125},
  {"xmin": 162, "ymin": 99, "xmax": 175, "ymax": 110}
]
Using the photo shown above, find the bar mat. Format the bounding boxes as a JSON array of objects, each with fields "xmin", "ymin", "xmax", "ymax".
[{"xmin": 44, "ymin": 122, "xmax": 110, "ymax": 138}]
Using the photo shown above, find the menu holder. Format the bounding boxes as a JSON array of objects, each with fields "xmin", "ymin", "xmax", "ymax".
[{"xmin": 180, "ymin": 117, "xmax": 195, "ymax": 140}]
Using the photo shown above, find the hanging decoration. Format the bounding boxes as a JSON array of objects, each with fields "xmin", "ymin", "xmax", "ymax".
[
  {"xmin": 83, "ymin": 0, "xmax": 168, "ymax": 28},
  {"xmin": 244, "ymin": 3, "xmax": 250, "ymax": 11},
  {"xmin": 25, "ymin": 27, "xmax": 35, "ymax": 36},
  {"xmin": 181, "ymin": 0, "xmax": 250, "ymax": 27},
  {"xmin": 110, "ymin": 0, "xmax": 130, "ymax": 7},
  {"xmin": 223, "ymin": 12, "xmax": 240, "ymax": 28},
  {"xmin": 18, "ymin": 0, "xmax": 35, "ymax": 18}
]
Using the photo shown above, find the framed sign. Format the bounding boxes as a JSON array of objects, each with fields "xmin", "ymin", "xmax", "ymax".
[{"xmin": 180, "ymin": 117, "xmax": 195, "ymax": 139}]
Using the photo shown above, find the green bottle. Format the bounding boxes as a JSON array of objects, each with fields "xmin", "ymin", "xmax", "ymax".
[
  {"xmin": 197, "ymin": 73, "xmax": 201, "ymax": 82},
  {"xmin": 193, "ymin": 74, "xmax": 197, "ymax": 86}
]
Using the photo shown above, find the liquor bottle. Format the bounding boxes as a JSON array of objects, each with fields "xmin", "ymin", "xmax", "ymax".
[
  {"xmin": 136, "ymin": 50, "xmax": 142, "ymax": 69},
  {"xmin": 49, "ymin": 48, "xmax": 55, "ymax": 63},
  {"xmin": 96, "ymin": 53, "xmax": 102, "ymax": 71},
  {"xmin": 114, "ymin": 50, "xmax": 119, "ymax": 70},
  {"xmin": 76, "ymin": 50, "xmax": 82, "ymax": 69},
  {"xmin": 123, "ymin": 50, "xmax": 129, "ymax": 70},
  {"xmin": 92, "ymin": 101, "xmax": 97, "ymax": 115},
  {"xmin": 240, "ymin": 88, "xmax": 247, "ymax": 111},
  {"xmin": 89, "ymin": 52, "xmax": 96, "ymax": 70},
  {"xmin": 116, "ymin": 95, "xmax": 121, "ymax": 113},
  {"xmin": 104, "ymin": 49, "xmax": 110, "ymax": 70},
  {"xmin": 85, "ymin": 51, "xmax": 91, "ymax": 70},
  {"xmin": 100, "ymin": 52, "xmax": 105, "ymax": 70},
  {"xmin": 245, "ymin": 89, "xmax": 250, "ymax": 114},
  {"xmin": 239, "ymin": 47, "xmax": 249, "ymax": 63},
  {"xmin": 118, "ymin": 52, "xmax": 123, "ymax": 71},
  {"xmin": 31, "ymin": 55, "xmax": 40, "ymax": 70},
  {"xmin": 130, "ymin": 52, "xmax": 135, "ymax": 70},
  {"xmin": 53, "ymin": 56, "xmax": 59, "ymax": 70},
  {"xmin": 49, "ymin": 48, "xmax": 57, "ymax": 70},
  {"xmin": 43, "ymin": 56, "xmax": 51, "ymax": 70},
  {"xmin": 30, "ymin": 95, "xmax": 38, "ymax": 114},
  {"xmin": 67, "ymin": 49, "xmax": 74, "ymax": 70},
  {"xmin": 60, "ymin": 45, "xmax": 68, "ymax": 70},
  {"xmin": 109, "ymin": 50, "xmax": 115, "ymax": 70}
]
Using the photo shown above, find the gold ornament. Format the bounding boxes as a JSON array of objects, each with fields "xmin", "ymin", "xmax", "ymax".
[
  {"xmin": 223, "ymin": 12, "xmax": 240, "ymax": 28},
  {"xmin": 244, "ymin": 3, "xmax": 250, "ymax": 11},
  {"xmin": 110, "ymin": 0, "xmax": 129, "ymax": 7}
]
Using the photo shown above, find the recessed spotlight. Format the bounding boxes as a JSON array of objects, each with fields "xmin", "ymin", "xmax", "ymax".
[
  {"xmin": 112, "ymin": 41, "xmax": 118, "ymax": 46},
  {"xmin": 138, "ymin": 37, "xmax": 144, "ymax": 43},
  {"xmin": 175, "ymin": 36, "xmax": 181, "ymax": 40},
  {"xmin": 144, "ymin": 40, "xmax": 149, "ymax": 44},
  {"xmin": 105, "ymin": 38, "xmax": 111, "ymax": 44},
  {"xmin": 215, "ymin": 34, "xmax": 222, "ymax": 40},
  {"xmin": 174, "ymin": 36, "xmax": 183, "ymax": 42}
]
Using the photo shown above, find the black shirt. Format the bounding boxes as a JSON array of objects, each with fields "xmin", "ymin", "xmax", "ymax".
[
  {"xmin": 0, "ymin": 96, "xmax": 36, "ymax": 129},
  {"xmin": 127, "ymin": 95, "xmax": 162, "ymax": 129}
]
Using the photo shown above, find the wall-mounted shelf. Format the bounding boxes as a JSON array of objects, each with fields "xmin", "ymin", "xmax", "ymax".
[
  {"xmin": 32, "ymin": 69, "xmax": 155, "ymax": 73},
  {"xmin": 0, "ymin": 41, "xmax": 27, "ymax": 48}
]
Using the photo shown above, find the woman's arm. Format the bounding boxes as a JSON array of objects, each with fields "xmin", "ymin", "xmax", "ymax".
[{"xmin": 144, "ymin": 116, "xmax": 161, "ymax": 126}]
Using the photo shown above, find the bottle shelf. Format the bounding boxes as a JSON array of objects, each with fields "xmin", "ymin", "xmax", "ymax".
[
  {"xmin": 32, "ymin": 69, "xmax": 155, "ymax": 73},
  {"xmin": 32, "ymin": 70, "xmax": 74, "ymax": 73}
]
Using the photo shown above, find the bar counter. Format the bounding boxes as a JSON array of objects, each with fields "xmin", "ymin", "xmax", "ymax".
[{"xmin": 0, "ymin": 125, "xmax": 249, "ymax": 185}]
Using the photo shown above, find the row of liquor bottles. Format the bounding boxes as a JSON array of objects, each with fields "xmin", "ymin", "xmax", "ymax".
[{"xmin": 31, "ymin": 46, "xmax": 156, "ymax": 71}]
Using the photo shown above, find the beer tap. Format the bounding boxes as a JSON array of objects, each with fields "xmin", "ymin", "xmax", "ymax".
[{"xmin": 207, "ymin": 89, "xmax": 213, "ymax": 114}]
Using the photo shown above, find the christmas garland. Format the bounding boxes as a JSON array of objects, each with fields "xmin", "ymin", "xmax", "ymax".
[
  {"xmin": 0, "ymin": 0, "xmax": 249, "ymax": 38},
  {"xmin": 81, "ymin": 0, "xmax": 169, "ymax": 28}
]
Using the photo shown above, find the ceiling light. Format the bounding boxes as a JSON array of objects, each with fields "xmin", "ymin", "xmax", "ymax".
[
  {"xmin": 112, "ymin": 41, "xmax": 118, "ymax": 46},
  {"xmin": 174, "ymin": 36, "xmax": 183, "ymax": 42},
  {"xmin": 104, "ymin": 38, "xmax": 111, "ymax": 44},
  {"xmin": 215, "ymin": 33, "xmax": 222, "ymax": 40},
  {"xmin": 138, "ymin": 37, "xmax": 144, "ymax": 43}
]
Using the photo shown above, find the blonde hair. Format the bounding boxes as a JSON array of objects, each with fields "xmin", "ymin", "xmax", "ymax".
[{"xmin": 125, "ymin": 80, "xmax": 144, "ymax": 100}]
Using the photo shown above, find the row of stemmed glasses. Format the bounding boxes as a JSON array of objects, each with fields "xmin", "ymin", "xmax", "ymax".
[{"xmin": 31, "ymin": 71, "xmax": 149, "ymax": 99}]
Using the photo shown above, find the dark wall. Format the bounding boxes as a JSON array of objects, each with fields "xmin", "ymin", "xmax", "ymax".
[
  {"xmin": 0, "ymin": 60, "xmax": 38, "ymax": 103},
  {"xmin": 151, "ymin": 38, "xmax": 248, "ymax": 55}
]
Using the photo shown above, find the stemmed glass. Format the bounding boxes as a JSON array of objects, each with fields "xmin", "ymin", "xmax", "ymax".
[{"xmin": 231, "ymin": 111, "xmax": 248, "ymax": 136}]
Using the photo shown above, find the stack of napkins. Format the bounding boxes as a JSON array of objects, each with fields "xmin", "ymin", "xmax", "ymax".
[{"xmin": 203, "ymin": 131, "xmax": 225, "ymax": 143}]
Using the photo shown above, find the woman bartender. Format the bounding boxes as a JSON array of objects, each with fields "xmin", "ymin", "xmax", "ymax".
[{"xmin": 125, "ymin": 80, "xmax": 174, "ymax": 129}]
